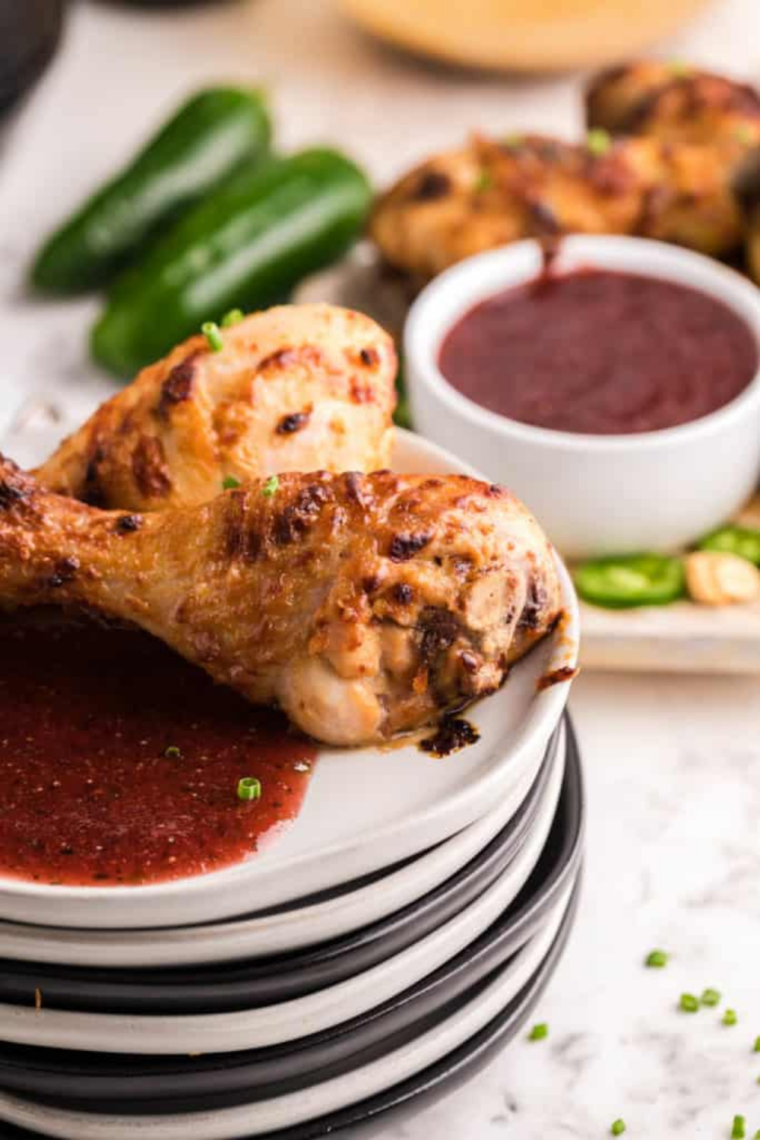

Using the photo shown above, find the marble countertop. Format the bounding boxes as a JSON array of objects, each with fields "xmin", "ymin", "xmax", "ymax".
[{"xmin": 2, "ymin": 1, "xmax": 760, "ymax": 1136}]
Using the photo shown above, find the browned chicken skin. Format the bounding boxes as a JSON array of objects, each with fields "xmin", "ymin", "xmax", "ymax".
[
  {"xmin": 371, "ymin": 63, "xmax": 760, "ymax": 280},
  {"xmin": 0, "ymin": 460, "xmax": 560, "ymax": 747},
  {"xmin": 34, "ymin": 304, "xmax": 397, "ymax": 512}
]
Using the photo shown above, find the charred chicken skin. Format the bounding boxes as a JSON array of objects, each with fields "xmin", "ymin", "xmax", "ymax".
[
  {"xmin": 371, "ymin": 63, "xmax": 760, "ymax": 281},
  {"xmin": 34, "ymin": 304, "xmax": 397, "ymax": 512},
  {"xmin": 0, "ymin": 460, "xmax": 560, "ymax": 747}
]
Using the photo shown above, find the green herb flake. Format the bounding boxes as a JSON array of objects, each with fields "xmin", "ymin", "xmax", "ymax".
[
  {"xmin": 645, "ymin": 949, "xmax": 668, "ymax": 968},
  {"xmin": 221, "ymin": 308, "xmax": 244, "ymax": 328},
  {"xmin": 731, "ymin": 1115, "xmax": 746, "ymax": 1139},
  {"xmin": 503, "ymin": 132, "xmax": 524, "ymax": 150},
  {"xmin": 237, "ymin": 777, "xmax": 262, "ymax": 802},
  {"xmin": 202, "ymin": 321, "xmax": 224, "ymax": 352},
  {"xmin": 754, "ymin": 1035, "xmax": 760, "ymax": 1052},
  {"xmin": 724, "ymin": 1008, "xmax": 738, "ymax": 1026},
  {"xmin": 474, "ymin": 169, "xmax": 493, "ymax": 193},
  {"xmin": 701, "ymin": 987, "xmax": 721, "ymax": 1007},
  {"xmin": 668, "ymin": 59, "xmax": 692, "ymax": 78},
  {"xmin": 679, "ymin": 993, "xmax": 699, "ymax": 1013},
  {"xmin": 586, "ymin": 128, "xmax": 612, "ymax": 158},
  {"xmin": 611, "ymin": 1121, "xmax": 626, "ymax": 1137},
  {"xmin": 222, "ymin": 476, "xmax": 241, "ymax": 491},
  {"xmin": 734, "ymin": 124, "xmax": 756, "ymax": 146},
  {"xmin": 262, "ymin": 475, "xmax": 279, "ymax": 498},
  {"xmin": 163, "ymin": 745, "xmax": 182, "ymax": 759},
  {"xmin": 528, "ymin": 1022, "xmax": 548, "ymax": 1041}
]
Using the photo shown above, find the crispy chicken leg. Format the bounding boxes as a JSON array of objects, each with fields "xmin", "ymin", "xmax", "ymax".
[
  {"xmin": 34, "ymin": 304, "xmax": 397, "ymax": 512},
  {"xmin": 0, "ymin": 459, "xmax": 560, "ymax": 746},
  {"xmin": 372, "ymin": 62, "xmax": 760, "ymax": 280}
]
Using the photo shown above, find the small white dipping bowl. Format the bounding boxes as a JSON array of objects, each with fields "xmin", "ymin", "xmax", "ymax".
[{"xmin": 405, "ymin": 236, "xmax": 760, "ymax": 559}]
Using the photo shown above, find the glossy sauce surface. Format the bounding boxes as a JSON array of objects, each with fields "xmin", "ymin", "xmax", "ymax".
[
  {"xmin": 0, "ymin": 616, "xmax": 317, "ymax": 886},
  {"xmin": 439, "ymin": 269, "xmax": 758, "ymax": 435}
]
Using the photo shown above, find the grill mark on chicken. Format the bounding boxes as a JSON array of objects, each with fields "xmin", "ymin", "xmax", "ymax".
[
  {"xmin": 419, "ymin": 607, "xmax": 462, "ymax": 663},
  {"xmin": 344, "ymin": 472, "xmax": 371, "ymax": 508},
  {"xmin": 393, "ymin": 582, "xmax": 414, "ymax": 605},
  {"xmin": 274, "ymin": 481, "xmax": 334, "ymax": 546},
  {"xmin": 115, "ymin": 514, "xmax": 143, "ymax": 535},
  {"xmin": 0, "ymin": 480, "xmax": 26, "ymax": 509},
  {"xmin": 519, "ymin": 578, "xmax": 549, "ymax": 630},
  {"xmin": 412, "ymin": 170, "xmax": 452, "ymax": 201},
  {"xmin": 258, "ymin": 345, "xmax": 323, "ymax": 373},
  {"xmin": 158, "ymin": 353, "xmax": 198, "ymax": 417},
  {"xmin": 131, "ymin": 437, "xmax": 171, "ymax": 500},
  {"xmin": 47, "ymin": 556, "xmax": 80, "ymax": 589},
  {"xmin": 389, "ymin": 531, "xmax": 433, "ymax": 562},
  {"xmin": 359, "ymin": 347, "xmax": 379, "ymax": 367},
  {"xmin": 276, "ymin": 411, "xmax": 311, "ymax": 435}
]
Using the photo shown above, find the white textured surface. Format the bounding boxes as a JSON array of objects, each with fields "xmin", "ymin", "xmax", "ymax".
[{"xmin": 2, "ymin": 0, "xmax": 760, "ymax": 1135}]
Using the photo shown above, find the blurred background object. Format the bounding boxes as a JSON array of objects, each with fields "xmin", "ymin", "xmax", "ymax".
[
  {"xmin": 337, "ymin": 0, "xmax": 711, "ymax": 72},
  {"xmin": 0, "ymin": 0, "xmax": 65, "ymax": 114}
]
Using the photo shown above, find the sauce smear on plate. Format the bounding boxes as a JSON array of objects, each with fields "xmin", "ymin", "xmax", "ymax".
[
  {"xmin": 0, "ymin": 616, "xmax": 317, "ymax": 887},
  {"xmin": 439, "ymin": 269, "xmax": 758, "ymax": 435}
]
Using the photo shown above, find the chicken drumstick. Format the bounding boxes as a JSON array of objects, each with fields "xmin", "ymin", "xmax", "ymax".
[
  {"xmin": 0, "ymin": 459, "xmax": 560, "ymax": 746},
  {"xmin": 34, "ymin": 304, "xmax": 397, "ymax": 512}
]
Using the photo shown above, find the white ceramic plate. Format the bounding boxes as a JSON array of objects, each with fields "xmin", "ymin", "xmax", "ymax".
[
  {"xmin": 0, "ymin": 734, "xmax": 564, "ymax": 1056},
  {"xmin": 0, "ymin": 430, "xmax": 579, "ymax": 932},
  {"xmin": 0, "ymin": 880, "xmax": 575, "ymax": 1140},
  {"xmin": 0, "ymin": 738, "xmax": 545, "ymax": 968}
]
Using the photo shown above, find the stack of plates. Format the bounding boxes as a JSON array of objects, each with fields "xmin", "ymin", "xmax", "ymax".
[{"xmin": 0, "ymin": 434, "xmax": 583, "ymax": 1139}]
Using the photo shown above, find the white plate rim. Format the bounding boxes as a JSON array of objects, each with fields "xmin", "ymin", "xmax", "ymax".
[
  {"xmin": 0, "ymin": 741, "xmax": 545, "ymax": 968},
  {"xmin": 0, "ymin": 430, "xmax": 579, "ymax": 930},
  {"xmin": 0, "ymin": 881, "xmax": 575, "ymax": 1140},
  {"xmin": 0, "ymin": 728, "xmax": 565, "ymax": 1055}
]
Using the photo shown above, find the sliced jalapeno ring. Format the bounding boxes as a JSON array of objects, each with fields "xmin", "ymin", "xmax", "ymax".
[
  {"xmin": 698, "ymin": 525, "xmax": 760, "ymax": 565},
  {"xmin": 574, "ymin": 554, "xmax": 686, "ymax": 609}
]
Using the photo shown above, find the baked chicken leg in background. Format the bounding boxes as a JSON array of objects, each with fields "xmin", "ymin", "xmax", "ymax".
[
  {"xmin": 33, "ymin": 304, "xmax": 397, "ymax": 512},
  {"xmin": 0, "ymin": 459, "xmax": 560, "ymax": 746}
]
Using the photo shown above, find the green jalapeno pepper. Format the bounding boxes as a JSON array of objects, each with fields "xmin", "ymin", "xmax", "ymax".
[
  {"xmin": 574, "ymin": 553, "xmax": 686, "ymax": 609},
  {"xmin": 698, "ymin": 525, "xmax": 760, "ymax": 565},
  {"xmin": 31, "ymin": 87, "xmax": 271, "ymax": 294}
]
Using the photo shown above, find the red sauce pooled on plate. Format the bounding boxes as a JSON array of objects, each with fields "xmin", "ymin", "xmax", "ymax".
[
  {"xmin": 0, "ymin": 616, "xmax": 317, "ymax": 887},
  {"xmin": 438, "ymin": 269, "xmax": 758, "ymax": 435}
]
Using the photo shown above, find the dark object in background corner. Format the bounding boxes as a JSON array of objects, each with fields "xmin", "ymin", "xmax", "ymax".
[{"xmin": 0, "ymin": 0, "xmax": 65, "ymax": 115}]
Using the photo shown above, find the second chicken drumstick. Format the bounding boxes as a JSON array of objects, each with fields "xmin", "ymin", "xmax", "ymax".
[{"xmin": 0, "ymin": 460, "xmax": 560, "ymax": 746}]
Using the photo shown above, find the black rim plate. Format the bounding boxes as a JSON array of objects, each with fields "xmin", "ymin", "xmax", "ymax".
[
  {"xmin": 0, "ymin": 717, "xmax": 583, "ymax": 1114},
  {"xmin": 0, "ymin": 724, "xmax": 564, "ymax": 1015}
]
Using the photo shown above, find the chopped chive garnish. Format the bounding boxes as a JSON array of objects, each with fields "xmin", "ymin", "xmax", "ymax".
[
  {"xmin": 611, "ymin": 1121, "xmax": 626, "ymax": 1136},
  {"xmin": 221, "ymin": 308, "xmax": 244, "ymax": 328},
  {"xmin": 202, "ymin": 321, "xmax": 224, "ymax": 352},
  {"xmin": 164, "ymin": 745, "xmax": 181, "ymax": 759},
  {"xmin": 237, "ymin": 777, "xmax": 261, "ymax": 802},
  {"xmin": 262, "ymin": 475, "xmax": 279, "ymax": 497},
  {"xmin": 587, "ymin": 128, "xmax": 612, "ymax": 157},
  {"xmin": 754, "ymin": 1036, "xmax": 760, "ymax": 1052},
  {"xmin": 503, "ymin": 132, "xmax": 523, "ymax": 150},
  {"xmin": 732, "ymin": 1115, "xmax": 746, "ymax": 1139},
  {"xmin": 222, "ymin": 476, "xmax": 241, "ymax": 490},
  {"xmin": 701, "ymin": 988, "xmax": 721, "ymax": 1007},
  {"xmin": 474, "ymin": 169, "xmax": 493, "ymax": 193},
  {"xmin": 528, "ymin": 1022, "xmax": 548, "ymax": 1041},
  {"xmin": 645, "ymin": 949, "xmax": 668, "ymax": 968},
  {"xmin": 679, "ymin": 993, "xmax": 699, "ymax": 1013},
  {"xmin": 724, "ymin": 1008, "xmax": 738, "ymax": 1026}
]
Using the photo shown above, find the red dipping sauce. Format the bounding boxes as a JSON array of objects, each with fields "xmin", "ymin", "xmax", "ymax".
[
  {"xmin": 0, "ymin": 616, "xmax": 317, "ymax": 887},
  {"xmin": 439, "ymin": 269, "xmax": 758, "ymax": 435}
]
